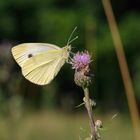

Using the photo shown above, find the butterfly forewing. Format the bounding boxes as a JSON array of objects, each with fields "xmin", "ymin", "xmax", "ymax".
[
  {"xmin": 22, "ymin": 50, "xmax": 66, "ymax": 85},
  {"xmin": 11, "ymin": 43, "xmax": 60, "ymax": 67}
]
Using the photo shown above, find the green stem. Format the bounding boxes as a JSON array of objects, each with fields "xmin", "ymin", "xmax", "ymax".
[{"xmin": 83, "ymin": 87, "xmax": 97, "ymax": 140}]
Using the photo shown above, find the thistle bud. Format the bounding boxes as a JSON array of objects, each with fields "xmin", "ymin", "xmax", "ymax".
[
  {"xmin": 95, "ymin": 120, "xmax": 103, "ymax": 129},
  {"xmin": 74, "ymin": 66, "xmax": 91, "ymax": 87}
]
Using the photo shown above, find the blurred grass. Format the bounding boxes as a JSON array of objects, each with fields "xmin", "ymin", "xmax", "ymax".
[{"xmin": 0, "ymin": 110, "xmax": 135, "ymax": 140}]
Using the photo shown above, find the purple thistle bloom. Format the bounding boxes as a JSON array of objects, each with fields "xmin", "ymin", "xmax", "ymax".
[{"xmin": 71, "ymin": 51, "xmax": 91, "ymax": 71}]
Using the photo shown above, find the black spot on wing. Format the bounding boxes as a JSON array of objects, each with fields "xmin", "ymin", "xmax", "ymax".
[{"xmin": 28, "ymin": 54, "xmax": 33, "ymax": 58}]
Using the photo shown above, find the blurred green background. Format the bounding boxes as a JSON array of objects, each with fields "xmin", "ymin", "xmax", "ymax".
[{"xmin": 0, "ymin": 0, "xmax": 140, "ymax": 139}]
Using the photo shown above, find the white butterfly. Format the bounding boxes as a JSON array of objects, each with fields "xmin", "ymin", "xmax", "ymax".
[{"xmin": 11, "ymin": 28, "xmax": 78, "ymax": 85}]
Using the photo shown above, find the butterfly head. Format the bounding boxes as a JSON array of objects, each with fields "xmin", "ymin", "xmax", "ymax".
[
  {"xmin": 65, "ymin": 45, "xmax": 71, "ymax": 52},
  {"xmin": 62, "ymin": 45, "xmax": 71, "ymax": 59}
]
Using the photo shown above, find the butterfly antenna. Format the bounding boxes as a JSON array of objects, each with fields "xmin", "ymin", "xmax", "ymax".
[
  {"xmin": 68, "ymin": 36, "xmax": 78, "ymax": 45},
  {"xmin": 67, "ymin": 26, "xmax": 78, "ymax": 45}
]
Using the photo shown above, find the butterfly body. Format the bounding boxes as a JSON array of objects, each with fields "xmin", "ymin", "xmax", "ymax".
[{"xmin": 11, "ymin": 43, "xmax": 71, "ymax": 85}]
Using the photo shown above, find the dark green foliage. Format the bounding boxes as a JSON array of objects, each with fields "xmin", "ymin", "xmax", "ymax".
[{"xmin": 0, "ymin": 0, "xmax": 140, "ymax": 112}]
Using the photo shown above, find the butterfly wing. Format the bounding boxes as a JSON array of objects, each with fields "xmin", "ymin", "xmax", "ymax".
[
  {"xmin": 11, "ymin": 43, "xmax": 70, "ymax": 85},
  {"xmin": 11, "ymin": 43, "xmax": 60, "ymax": 67},
  {"xmin": 22, "ymin": 49, "xmax": 67, "ymax": 85}
]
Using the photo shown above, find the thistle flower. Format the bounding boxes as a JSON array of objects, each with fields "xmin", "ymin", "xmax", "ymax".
[
  {"xmin": 71, "ymin": 51, "xmax": 91, "ymax": 71},
  {"xmin": 70, "ymin": 51, "xmax": 92, "ymax": 88}
]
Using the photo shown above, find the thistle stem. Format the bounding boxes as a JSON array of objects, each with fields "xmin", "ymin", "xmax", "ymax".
[{"xmin": 83, "ymin": 87, "xmax": 97, "ymax": 140}]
